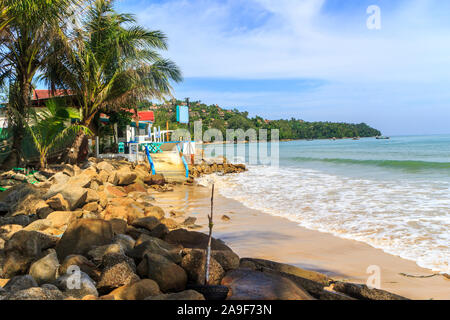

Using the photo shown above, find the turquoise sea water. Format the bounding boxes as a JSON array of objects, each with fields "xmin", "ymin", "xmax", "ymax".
[{"xmin": 206, "ymin": 135, "xmax": 450, "ymax": 273}]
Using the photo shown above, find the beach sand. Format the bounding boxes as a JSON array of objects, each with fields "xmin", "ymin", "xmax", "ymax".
[{"xmin": 153, "ymin": 184, "xmax": 449, "ymax": 300}]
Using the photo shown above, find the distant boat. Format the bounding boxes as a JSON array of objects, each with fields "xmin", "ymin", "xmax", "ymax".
[
  {"xmin": 353, "ymin": 137, "xmax": 360, "ymax": 140},
  {"xmin": 376, "ymin": 136, "xmax": 390, "ymax": 140}
]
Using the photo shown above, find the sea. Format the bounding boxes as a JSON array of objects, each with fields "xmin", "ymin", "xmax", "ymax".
[{"xmin": 202, "ymin": 135, "xmax": 450, "ymax": 273}]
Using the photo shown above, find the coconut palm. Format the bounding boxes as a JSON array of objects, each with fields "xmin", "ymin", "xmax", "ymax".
[
  {"xmin": 23, "ymin": 99, "xmax": 91, "ymax": 169},
  {"xmin": 0, "ymin": 0, "xmax": 81, "ymax": 168},
  {"xmin": 43, "ymin": 0, "xmax": 182, "ymax": 163}
]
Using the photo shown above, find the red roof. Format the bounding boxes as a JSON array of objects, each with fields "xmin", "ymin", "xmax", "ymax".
[
  {"xmin": 100, "ymin": 110, "xmax": 154, "ymax": 123},
  {"xmin": 32, "ymin": 89, "xmax": 74, "ymax": 101}
]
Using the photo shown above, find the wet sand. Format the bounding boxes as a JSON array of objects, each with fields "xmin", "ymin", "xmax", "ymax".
[{"xmin": 153, "ymin": 184, "xmax": 450, "ymax": 300}]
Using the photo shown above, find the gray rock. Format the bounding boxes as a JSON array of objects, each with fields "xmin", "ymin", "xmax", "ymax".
[
  {"xmin": 56, "ymin": 271, "xmax": 98, "ymax": 299},
  {"xmin": 0, "ymin": 215, "xmax": 30, "ymax": 227},
  {"xmin": 49, "ymin": 172, "xmax": 70, "ymax": 185},
  {"xmin": 4, "ymin": 275, "xmax": 38, "ymax": 292},
  {"xmin": 97, "ymin": 254, "xmax": 140, "ymax": 294},
  {"xmin": 113, "ymin": 234, "xmax": 135, "ymax": 252},
  {"xmin": 3, "ymin": 286, "xmax": 66, "ymax": 300},
  {"xmin": 87, "ymin": 243, "xmax": 124, "ymax": 265},
  {"xmin": 29, "ymin": 250, "xmax": 60, "ymax": 285}
]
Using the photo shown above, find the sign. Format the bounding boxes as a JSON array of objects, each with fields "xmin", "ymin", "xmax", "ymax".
[{"xmin": 176, "ymin": 105, "xmax": 189, "ymax": 124}]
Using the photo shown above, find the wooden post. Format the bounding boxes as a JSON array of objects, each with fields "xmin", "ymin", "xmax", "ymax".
[
  {"xmin": 166, "ymin": 121, "xmax": 169, "ymax": 142},
  {"xmin": 205, "ymin": 183, "xmax": 215, "ymax": 285}
]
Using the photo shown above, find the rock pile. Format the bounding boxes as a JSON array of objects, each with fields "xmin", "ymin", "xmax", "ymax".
[{"xmin": 0, "ymin": 158, "xmax": 407, "ymax": 301}]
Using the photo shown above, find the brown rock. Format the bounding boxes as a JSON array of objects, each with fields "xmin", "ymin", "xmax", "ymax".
[
  {"xmin": 59, "ymin": 255, "xmax": 100, "ymax": 282},
  {"xmin": 102, "ymin": 205, "xmax": 144, "ymax": 224},
  {"xmin": 116, "ymin": 168, "xmax": 137, "ymax": 186},
  {"xmin": 56, "ymin": 219, "xmax": 114, "ymax": 261},
  {"xmin": 45, "ymin": 211, "xmax": 81, "ymax": 230},
  {"xmin": 104, "ymin": 185, "xmax": 127, "ymax": 198},
  {"xmin": 147, "ymin": 174, "xmax": 165, "ymax": 186},
  {"xmin": 46, "ymin": 194, "xmax": 70, "ymax": 211},
  {"xmin": 97, "ymin": 254, "xmax": 140, "ymax": 294},
  {"xmin": 181, "ymin": 249, "xmax": 225, "ymax": 285},
  {"xmin": 34, "ymin": 201, "xmax": 54, "ymax": 219},
  {"xmin": 85, "ymin": 189, "xmax": 100, "ymax": 203},
  {"xmin": 211, "ymin": 250, "xmax": 240, "ymax": 272},
  {"xmin": 109, "ymin": 279, "xmax": 160, "ymax": 300},
  {"xmin": 221, "ymin": 215, "xmax": 231, "ymax": 222},
  {"xmin": 169, "ymin": 210, "xmax": 185, "ymax": 218},
  {"xmin": 221, "ymin": 269, "xmax": 313, "ymax": 300},
  {"xmin": 82, "ymin": 202, "xmax": 100, "ymax": 213},
  {"xmin": 164, "ymin": 229, "xmax": 232, "ymax": 251},
  {"xmin": 137, "ymin": 253, "xmax": 187, "ymax": 293},
  {"xmin": 109, "ymin": 219, "xmax": 128, "ymax": 235},
  {"xmin": 160, "ymin": 218, "xmax": 179, "ymax": 230},
  {"xmin": 144, "ymin": 206, "xmax": 165, "ymax": 220},
  {"xmin": 0, "ymin": 224, "xmax": 23, "ymax": 240},
  {"xmin": 131, "ymin": 217, "xmax": 161, "ymax": 231},
  {"xmin": 124, "ymin": 182, "xmax": 147, "ymax": 194}
]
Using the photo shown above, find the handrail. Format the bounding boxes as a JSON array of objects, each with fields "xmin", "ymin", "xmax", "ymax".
[
  {"xmin": 144, "ymin": 145, "xmax": 156, "ymax": 175},
  {"xmin": 177, "ymin": 144, "xmax": 189, "ymax": 178}
]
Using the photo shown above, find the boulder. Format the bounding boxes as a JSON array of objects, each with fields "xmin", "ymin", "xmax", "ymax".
[
  {"xmin": 87, "ymin": 244, "xmax": 124, "ymax": 265},
  {"xmin": 45, "ymin": 211, "xmax": 81, "ymax": 230},
  {"xmin": 169, "ymin": 210, "xmax": 185, "ymax": 218},
  {"xmin": 46, "ymin": 194, "xmax": 70, "ymax": 211},
  {"xmin": 97, "ymin": 161, "xmax": 115, "ymax": 172},
  {"xmin": 160, "ymin": 218, "xmax": 179, "ymax": 230},
  {"xmin": 164, "ymin": 229, "xmax": 232, "ymax": 251},
  {"xmin": 56, "ymin": 271, "xmax": 98, "ymax": 299},
  {"xmin": 239, "ymin": 258, "xmax": 330, "ymax": 285},
  {"xmin": 85, "ymin": 189, "xmax": 100, "ymax": 203},
  {"xmin": 23, "ymin": 219, "xmax": 53, "ymax": 232},
  {"xmin": 0, "ymin": 224, "xmax": 23, "ymax": 241},
  {"xmin": 34, "ymin": 201, "xmax": 54, "ymax": 219},
  {"xmin": 181, "ymin": 249, "xmax": 225, "ymax": 286},
  {"xmin": 109, "ymin": 279, "xmax": 160, "ymax": 300},
  {"xmin": 28, "ymin": 250, "xmax": 59, "ymax": 285},
  {"xmin": 3, "ymin": 275, "xmax": 38, "ymax": 292},
  {"xmin": 211, "ymin": 250, "xmax": 240, "ymax": 272},
  {"xmin": 221, "ymin": 269, "xmax": 313, "ymax": 300},
  {"xmin": 109, "ymin": 219, "xmax": 128, "ymax": 235},
  {"xmin": 113, "ymin": 234, "xmax": 135, "ymax": 252},
  {"xmin": 116, "ymin": 168, "xmax": 137, "ymax": 186},
  {"xmin": 124, "ymin": 182, "xmax": 147, "ymax": 194},
  {"xmin": 61, "ymin": 187, "xmax": 88, "ymax": 210},
  {"xmin": 144, "ymin": 206, "xmax": 165, "ymax": 220},
  {"xmin": 3, "ymin": 231, "xmax": 59, "ymax": 277},
  {"xmin": 82, "ymin": 202, "xmax": 100, "ymax": 213},
  {"xmin": 147, "ymin": 174, "xmax": 165, "ymax": 186},
  {"xmin": 56, "ymin": 219, "xmax": 114, "ymax": 261},
  {"xmin": 131, "ymin": 217, "xmax": 161, "ymax": 231},
  {"xmin": 49, "ymin": 172, "xmax": 70, "ymax": 185},
  {"xmin": 0, "ymin": 214, "xmax": 30, "ymax": 227},
  {"xmin": 102, "ymin": 204, "xmax": 144, "ymax": 224},
  {"xmin": 128, "ymin": 236, "xmax": 181, "ymax": 264},
  {"xmin": 182, "ymin": 217, "xmax": 197, "ymax": 227},
  {"xmin": 146, "ymin": 290, "xmax": 205, "ymax": 300},
  {"xmin": 3, "ymin": 286, "xmax": 66, "ymax": 300},
  {"xmin": 97, "ymin": 254, "xmax": 140, "ymax": 294},
  {"xmin": 59, "ymin": 255, "xmax": 99, "ymax": 282},
  {"xmin": 137, "ymin": 253, "xmax": 187, "ymax": 293}
]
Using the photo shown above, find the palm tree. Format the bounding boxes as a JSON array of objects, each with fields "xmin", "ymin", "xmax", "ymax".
[
  {"xmin": 23, "ymin": 99, "xmax": 91, "ymax": 169},
  {"xmin": 0, "ymin": 0, "xmax": 81, "ymax": 168},
  {"xmin": 43, "ymin": 0, "xmax": 182, "ymax": 163}
]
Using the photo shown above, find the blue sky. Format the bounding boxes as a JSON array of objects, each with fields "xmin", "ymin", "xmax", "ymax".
[{"xmin": 114, "ymin": 0, "xmax": 450, "ymax": 135}]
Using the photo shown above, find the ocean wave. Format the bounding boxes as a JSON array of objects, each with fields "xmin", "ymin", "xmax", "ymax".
[
  {"xmin": 290, "ymin": 157, "xmax": 450, "ymax": 172},
  {"xmin": 201, "ymin": 166, "xmax": 450, "ymax": 273}
]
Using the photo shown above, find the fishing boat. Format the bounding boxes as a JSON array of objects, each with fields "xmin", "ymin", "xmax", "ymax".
[{"xmin": 376, "ymin": 136, "xmax": 390, "ymax": 140}]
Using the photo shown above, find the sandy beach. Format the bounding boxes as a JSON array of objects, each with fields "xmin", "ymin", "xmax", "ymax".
[{"xmin": 153, "ymin": 184, "xmax": 449, "ymax": 300}]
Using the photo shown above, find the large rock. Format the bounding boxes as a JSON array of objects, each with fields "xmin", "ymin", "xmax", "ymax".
[
  {"xmin": 28, "ymin": 250, "xmax": 59, "ymax": 285},
  {"xmin": 34, "ymin": 201, "xmax": 54, "ymax": 219},
  {"xmin": 239, "ymin": 258, "xmax": 330, "ymax": 285},
  {"xmin": 0, "ymin": 214, "xmax": 30, "ymax": 227},
  {"xmin": 109, "ymin": 219, "xmax": 128, "ymax": 235},
  {"xmin": 56, "ymin": 219, "xmax": 114, "ymax": 261},
  {"xmin": 212, "ymin": 250, "xmax": 240, "ymax": 272},
  {"xmin": 102, "ymin": 204, "xmax": 144, "ymax": 224},
  {"xmin": 113, "ymin": 234, "xmax": 135, "ymax": 252},
  {"xmin": 146, "ymin": 290, "xmax": 205, "ymax": 300},
  {"xmin": 2, "ymin": 231, "xmax": 58, "ymax": 277},
  {"xmin": 3, "ymin": 286, "xmax": 66, "ymax": 300},
  {"xmin": 164, "ymin": 229, "xmax": 232, "ymax": 251},
  {"xmin": 144, "ymin": 206, "xmax": 165, "ymax": 220},
  {"xmin": 49, "ymin": 172, "xmax": 70, "ymax": 185},
  {"xmin": 131, "ymin": 217, "xmax": 161, "ymax": 231},
  {"xmin": 221, "ymin": 269, "xmax": 313, "ymax": 300},
  {"xmin": 116, "ymin": 168, "xmax": 137, "ymax": 186},
  {"xmin": 96, "ymin": 161, "xmax": 115, "ymax": 172},
  {"xmin": 3, "ymin": 275, "xmax": 38, "ymax": 292},
  {"xmin": 137, "ymin": 253, "xmax": 187, "ymax": 293},
  {"xmin": 45, "ymin": 211, "xmax": 81, "ymax": 230},
  {"xmin": 147, "ymin": 174, "xmax": 165, "ymax": 186},
  {"xmin": 87, "ymin": 244, "xmax": 124, "ymax": 265},
  {"xmin": 128, "ymin": 235, "xmax": 181, "ymax": 264},
  {"xmin": 97, "ymin": 254, "xmax": 140, "ymax": 294},
  {"xmin": 59, "ymin": 255, "xmax": 99, "ymax": 282},
  {"xmin": 46, "ymin": 194, "xmax": 70, "ymax": 211},
  {"xmin": 0, "ymin": 224, "xmax": 23, "ymax": 241},
  {"xmin": 61, "ymin": 187, "xmax": 88, "ymax": 210},
  {"xmin": 56, "ymin": 271, "xmax": 98, "ymax": 299},
  {"xmin": 181, "ymin": 249, "xmax": 225, "ymax": 286},
  {"xmin": 109, "ymin": 279, "xmax": 160, "ymax": 300}
]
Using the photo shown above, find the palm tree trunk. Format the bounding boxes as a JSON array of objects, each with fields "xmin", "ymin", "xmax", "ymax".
[
  {"xmin": 1, "ymin": 79, "xmax": 30, "ymax": 169},
  {"xmin": 67, "ymin": 130, "xmax": 87, "ymax": 164}
]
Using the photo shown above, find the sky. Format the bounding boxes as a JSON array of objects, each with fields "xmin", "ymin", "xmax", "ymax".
[{"xmin": 115, "ymin": 0, "xmax": 450, "ymax": 135}]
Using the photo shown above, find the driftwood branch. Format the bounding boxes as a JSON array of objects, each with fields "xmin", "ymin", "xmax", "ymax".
[{"xmin": 205, "ymin": 183, "xmax": 215, "ymax": 285}]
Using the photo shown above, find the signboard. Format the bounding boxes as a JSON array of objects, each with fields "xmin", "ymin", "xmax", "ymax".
[{"xmin": 176, "ymin": 105, "xmax": 189, "ymax": 124}]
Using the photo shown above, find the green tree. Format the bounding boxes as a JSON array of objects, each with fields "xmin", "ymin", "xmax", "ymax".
[
  {"xmin": 0, "ymin": 0, "xmax": 80, "ymax": 168},
  {"xmin": 43, "ymin": 0, "xmax": 182, "ymax": 163},
  {"xmin": 23, "ymin": 99, "xmax": 91, "ymax": 169}
]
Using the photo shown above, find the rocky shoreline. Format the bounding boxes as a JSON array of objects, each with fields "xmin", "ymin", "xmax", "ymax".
[{"xmin": 0, "ymin": 158, "xmax": 408, "ymax": 300}]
